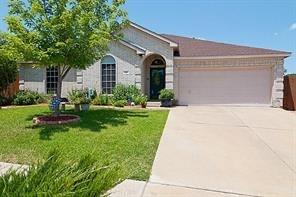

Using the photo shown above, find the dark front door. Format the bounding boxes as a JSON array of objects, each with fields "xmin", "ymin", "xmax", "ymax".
[{"xmin": 150, "ymin": 68, "xmax": 165, "ymax": 99}]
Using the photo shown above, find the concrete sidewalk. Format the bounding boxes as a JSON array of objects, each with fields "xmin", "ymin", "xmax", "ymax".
[{"xmin": 0, "ymin": 162, "xmax": 28, "ymax": 176}]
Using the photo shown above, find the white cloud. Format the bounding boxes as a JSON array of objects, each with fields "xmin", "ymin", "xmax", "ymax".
[
  {"xmin": 198, "ymin": 37, "xmax": 207, "ymax": 40},
  {"xmin": 289, "ymin": 23, "xmax": 296, "ymax": 30},
  {"xmin": 273, "ymin": 32, "xmax": 279, "ymax": 36}
]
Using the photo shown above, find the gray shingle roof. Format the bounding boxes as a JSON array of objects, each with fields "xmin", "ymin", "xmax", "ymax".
[{"xmin": 162, "ymin": 34, "xmax": 290, "ymax": 57}]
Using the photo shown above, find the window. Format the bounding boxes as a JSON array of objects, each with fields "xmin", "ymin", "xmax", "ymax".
[
  {"xmin": 151, "ymin": 59, "xmax": 165, "ymax": 66},
  {"xmin": 46, "ymin": 67, "xmax": 58, "ymax": 94},
  {"xmin": 101, "ymin": 56, "xmax": 116, "ymax": 94}
]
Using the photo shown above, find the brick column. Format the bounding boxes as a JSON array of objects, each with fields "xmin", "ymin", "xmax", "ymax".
[
  {"xmin": 135, "ymin": 65, "xmax": 142, "ymax": 90},
  {"xmin": 165, "ymin": 64, "xmax": 174, "ymax": 89},
  {"xmin": 272, "ymin": 60, "xmax": 284, "ymax": 107},
  {"xmin": 76, "ymin": 70, "xmax": 83, "ymax": 90}
]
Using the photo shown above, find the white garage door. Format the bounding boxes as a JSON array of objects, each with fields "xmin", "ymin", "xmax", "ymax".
[{"xmin": 178, "ymin": 67, "xmax": 272, "ymax": 105}]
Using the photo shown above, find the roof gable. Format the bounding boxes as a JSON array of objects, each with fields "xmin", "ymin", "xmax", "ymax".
[
  {"xmin": 129, "ymin": 22, "xmax": 178, "ymax": 48},
  {"xmin": 162, "ymin": 34, "xmax": 291, "ymax": 58}
]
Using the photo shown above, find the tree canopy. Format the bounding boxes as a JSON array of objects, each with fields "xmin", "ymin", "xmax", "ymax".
[
  {"xmin": 0, "ymin": 34, "xmax": 19, "ymax": 92},
  {"xmin": 6, "ymin": 0, "xmax": 128, "ymax": 98}
]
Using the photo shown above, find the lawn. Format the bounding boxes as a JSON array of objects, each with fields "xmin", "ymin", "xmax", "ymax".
[{"xmin": 0, "ymin": 106, "xmax": 169, "ymax": 181}]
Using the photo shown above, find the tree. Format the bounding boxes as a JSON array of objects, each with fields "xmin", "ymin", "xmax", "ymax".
[
  {"xmin": 0, "ymin": 34, "xmax": 19, "ymax": 92},
  {"xmin": 5, "ymin": 0, "xmax": 128, "ymax": 99}
]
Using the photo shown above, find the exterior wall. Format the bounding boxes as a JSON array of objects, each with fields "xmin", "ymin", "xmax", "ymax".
[
  {"xmin": 82, "ymin": 41, "xmax": 142, "ymax": 92},
  {"xmin": 272, "ymin": 60, "xmax": 285, "ymax": 107},
  {"xmin": 82, "ymin": 26, "xmax": 174, "ymax": 95},
  {"xmin": 122, "ymin": 26, "xmax": 174, "ymax": 91},
  {"xmin": 19, "ymin": 65, "xmax": 46, "ymax": 93},
  {"xmin": 62, "ymin": 69, "xmax": 78, "ymax": 97},
  {"xmin": 19, "ymin": 65, "xmax": 77, "ymax": 97},
  {"xmin": 174, "ymin": 56, "xmax": 285, "ymax": 107}
]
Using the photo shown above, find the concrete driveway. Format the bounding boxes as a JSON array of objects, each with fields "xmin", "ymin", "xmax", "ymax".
[{"xmin": 145, "ymin": 106, "xmax": 296, "ymax": 197}]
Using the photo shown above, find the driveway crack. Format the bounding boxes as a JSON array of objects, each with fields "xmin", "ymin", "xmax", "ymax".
[{"xmin": 148, "ymin": 181, "xmax": 262, "ymax": 197}]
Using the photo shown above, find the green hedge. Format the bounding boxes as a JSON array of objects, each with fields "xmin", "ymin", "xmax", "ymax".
[
  {"xmin": 112, "ymin": 84, "xmax": 141, "ymax": 103},
  {"xmin": 12, "ymin": 90, "xmax": 48, "ymax": 105}
]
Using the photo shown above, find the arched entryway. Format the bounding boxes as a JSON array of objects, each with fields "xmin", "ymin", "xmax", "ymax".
[{"xmin": 142, "ymin": 54, "xmax": 166, "ymax": 99}]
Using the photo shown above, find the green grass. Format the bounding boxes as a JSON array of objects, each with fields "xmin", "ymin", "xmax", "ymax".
[
  {"xmin": 0, "ymin": 106, "xmax": 169, "ymax": 181},
  {"xmin": 1, "ymin": 151, "xmax": 123, "ymax": 196}
]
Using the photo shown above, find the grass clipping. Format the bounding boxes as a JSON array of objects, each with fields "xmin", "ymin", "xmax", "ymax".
[{"xmin": 0, "ymin": 150, "xmax": 122, "ymax": 196}]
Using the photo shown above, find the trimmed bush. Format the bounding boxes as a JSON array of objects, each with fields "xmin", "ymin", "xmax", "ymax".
[
  {"xmin": 159, "ymin": 89, "xmax": 174, "ymax": 100},
  {"xmin": 133, "ymin": 94, "xmax": 148, "ymax": 106},
  {"xmin": 12, "ymin": 90, "xmax": 47, "ymax": 105},
  {"xmin": 68, "ymin": 89, "xmax": 85, "ymax": 104},
  {"xmin": 112, "ymin": 84, "xmax": 141, "ymax": 102},
  {"xmin": 113, "ymin": 100, "xmax": 127, "ymax": 108},
  {"xmin": 92, "ymin": 94, "xmax": 112, "ymax": 106},
  {"xmin": 0, "ymin": 150, "xmax": 122, "ymax": 196}
]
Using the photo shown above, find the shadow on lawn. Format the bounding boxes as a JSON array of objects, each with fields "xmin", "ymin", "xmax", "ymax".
[{"xmin": 27, "ymin": 108, "xmax": 149, "ymax": 140}]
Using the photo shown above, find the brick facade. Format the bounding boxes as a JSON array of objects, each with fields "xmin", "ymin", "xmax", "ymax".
[{"xmin": 19, "ymin": 25, "xmax": 286, "ymax": 107}]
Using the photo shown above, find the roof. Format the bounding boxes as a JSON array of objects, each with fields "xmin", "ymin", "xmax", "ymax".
[{"xmin": 162, "ymin": 34, "xmax": 291, "ymax": 58}]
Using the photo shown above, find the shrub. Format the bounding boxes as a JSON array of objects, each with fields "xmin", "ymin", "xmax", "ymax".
[
  {"xmin": 36, "ymin": 93, "xmax": 49, "ymax": 104},
  {"xmin": 68, "ymin": 89, "xmax": 85, "ymax": 104},
  {"xmin": 112, "ymin": 84, "xmax": 127, "ymax": 101},
  {"xmin": 113, "ymin": 100, "xmax": 127, "ymax": 108},
  {"xmin": 80, "ymin": 96, "xmax": 91, "ymax": 104},
  {"xmin": 0, "ymin": 55, "xmax": 18, "ymax": 92},
  {"xmin": 133, "ymin": 94, "xmax": 148, "ymax": 105},
  {"xmin": 12, "ymin": 90, "xmax": 46, "ymax": 105},
  {"xmin": 112, "ymin": 84, "xmax": 141, "ymax": 102},
  {"xmin": 91, "ymin": 89, "xmax": 97, "ymax": 100},
  {"xmin": 0, "ymin": 150, "xmax": 122, "ymax": 196},
  {"xmin": 159, "ymin": 89, "xmax": 174, "ymax": 100},
  {"xmin": 0, "ymin": 95, "xmax": 8, "ymax": 106},
  {"xmin": 92, "ymin": 94, "xmax": 112, "ymax": 106}
]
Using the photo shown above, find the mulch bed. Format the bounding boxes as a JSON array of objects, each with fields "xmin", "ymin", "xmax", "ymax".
[{"xmin": 33, "ymin": 114, "xmax": 80, "ymax": 125}]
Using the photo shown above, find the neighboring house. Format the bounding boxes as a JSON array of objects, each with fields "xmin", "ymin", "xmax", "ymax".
[{"xmin": 19, "ymin": 22, "xmax": 291, "ymax": 107}]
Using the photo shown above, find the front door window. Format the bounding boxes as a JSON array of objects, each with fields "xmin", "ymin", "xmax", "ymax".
[{"xmin": 150, "ymin": 68, "xmax": 165, "ymax": 99}]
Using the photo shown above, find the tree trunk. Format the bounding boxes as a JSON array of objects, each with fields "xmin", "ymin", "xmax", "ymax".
[{"xmin": 56, "ymin": 66, "xmax": 62, "ymax": 100}]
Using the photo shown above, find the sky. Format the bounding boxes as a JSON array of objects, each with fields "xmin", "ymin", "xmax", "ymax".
[{"xmin": 0, "ymin": 0, "xmax": 295, "ymax": 73}]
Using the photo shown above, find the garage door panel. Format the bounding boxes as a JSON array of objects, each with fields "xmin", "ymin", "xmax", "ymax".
[{"xmin": 179, "ymin": 68, "xmax": 272, "ymax": 105}]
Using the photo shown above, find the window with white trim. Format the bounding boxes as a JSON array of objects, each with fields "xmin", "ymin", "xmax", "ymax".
[
  {"xmin": 101, "ymin": 56, "xmax": 116, "ymax": 94},
  {"xmin": 46, "ymin": 67, "xmax": 58, "ymax": 94}
]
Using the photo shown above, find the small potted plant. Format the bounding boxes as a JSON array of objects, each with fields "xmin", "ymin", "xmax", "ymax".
[
  {"xmin": 80, "ymin": 96, "xmax": 91, "ymax": 111},
  {"xmin": 139, "ymin": 95, "xmax": 148, "ymax": 108},
  {"xmin": 68, "ymin": 90, "xmax": 83, "ymax": 112},
  {"xmin": 159, "ymin": 89, "xmax": 174, "ymax": 107}
]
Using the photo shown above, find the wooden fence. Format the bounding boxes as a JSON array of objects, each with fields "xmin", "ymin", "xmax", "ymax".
[
  {"xmin": 283, "ymin": 75, "xmax": 296, "ymax": 111},
  {"xmin": 0, "ymin": 75, "xmax": 19, "ymax": 98}
]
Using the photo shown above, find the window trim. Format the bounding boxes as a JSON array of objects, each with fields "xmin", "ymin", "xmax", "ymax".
[
  {"xmin": 46, "ymin": 67, "xmax": 58, "ymax": 94},
  {"xmin": 101, "ymin": 55, "xmax": 117, "ymax": 94}
]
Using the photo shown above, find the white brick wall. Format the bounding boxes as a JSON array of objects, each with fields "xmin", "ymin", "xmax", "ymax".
[
  {"xmin": 19, "ymin": 25, "xmax": 286, "ymax": 107},
  {"xmin": 19, "ymin": 65, "xmax": 46, "ymax": 93},
  {"xmin": 272, "ymin": 60, "xmax": 284, "ymax": 107},
  {"xmin": 20, "ymin": 65, "xmax": 77, "ymax": 97},
  {"xmin": 82, "ymin": 40, "xmax": 142, "ymax": 92},
  {"xmin": 122, "ymin": 26, "xmax": 174, "ymax": 91}
]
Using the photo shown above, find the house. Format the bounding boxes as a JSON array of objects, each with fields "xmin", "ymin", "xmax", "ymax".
[{"xmin": 19, "ymin": 22, "xmax": 291, "ymax": 107}]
